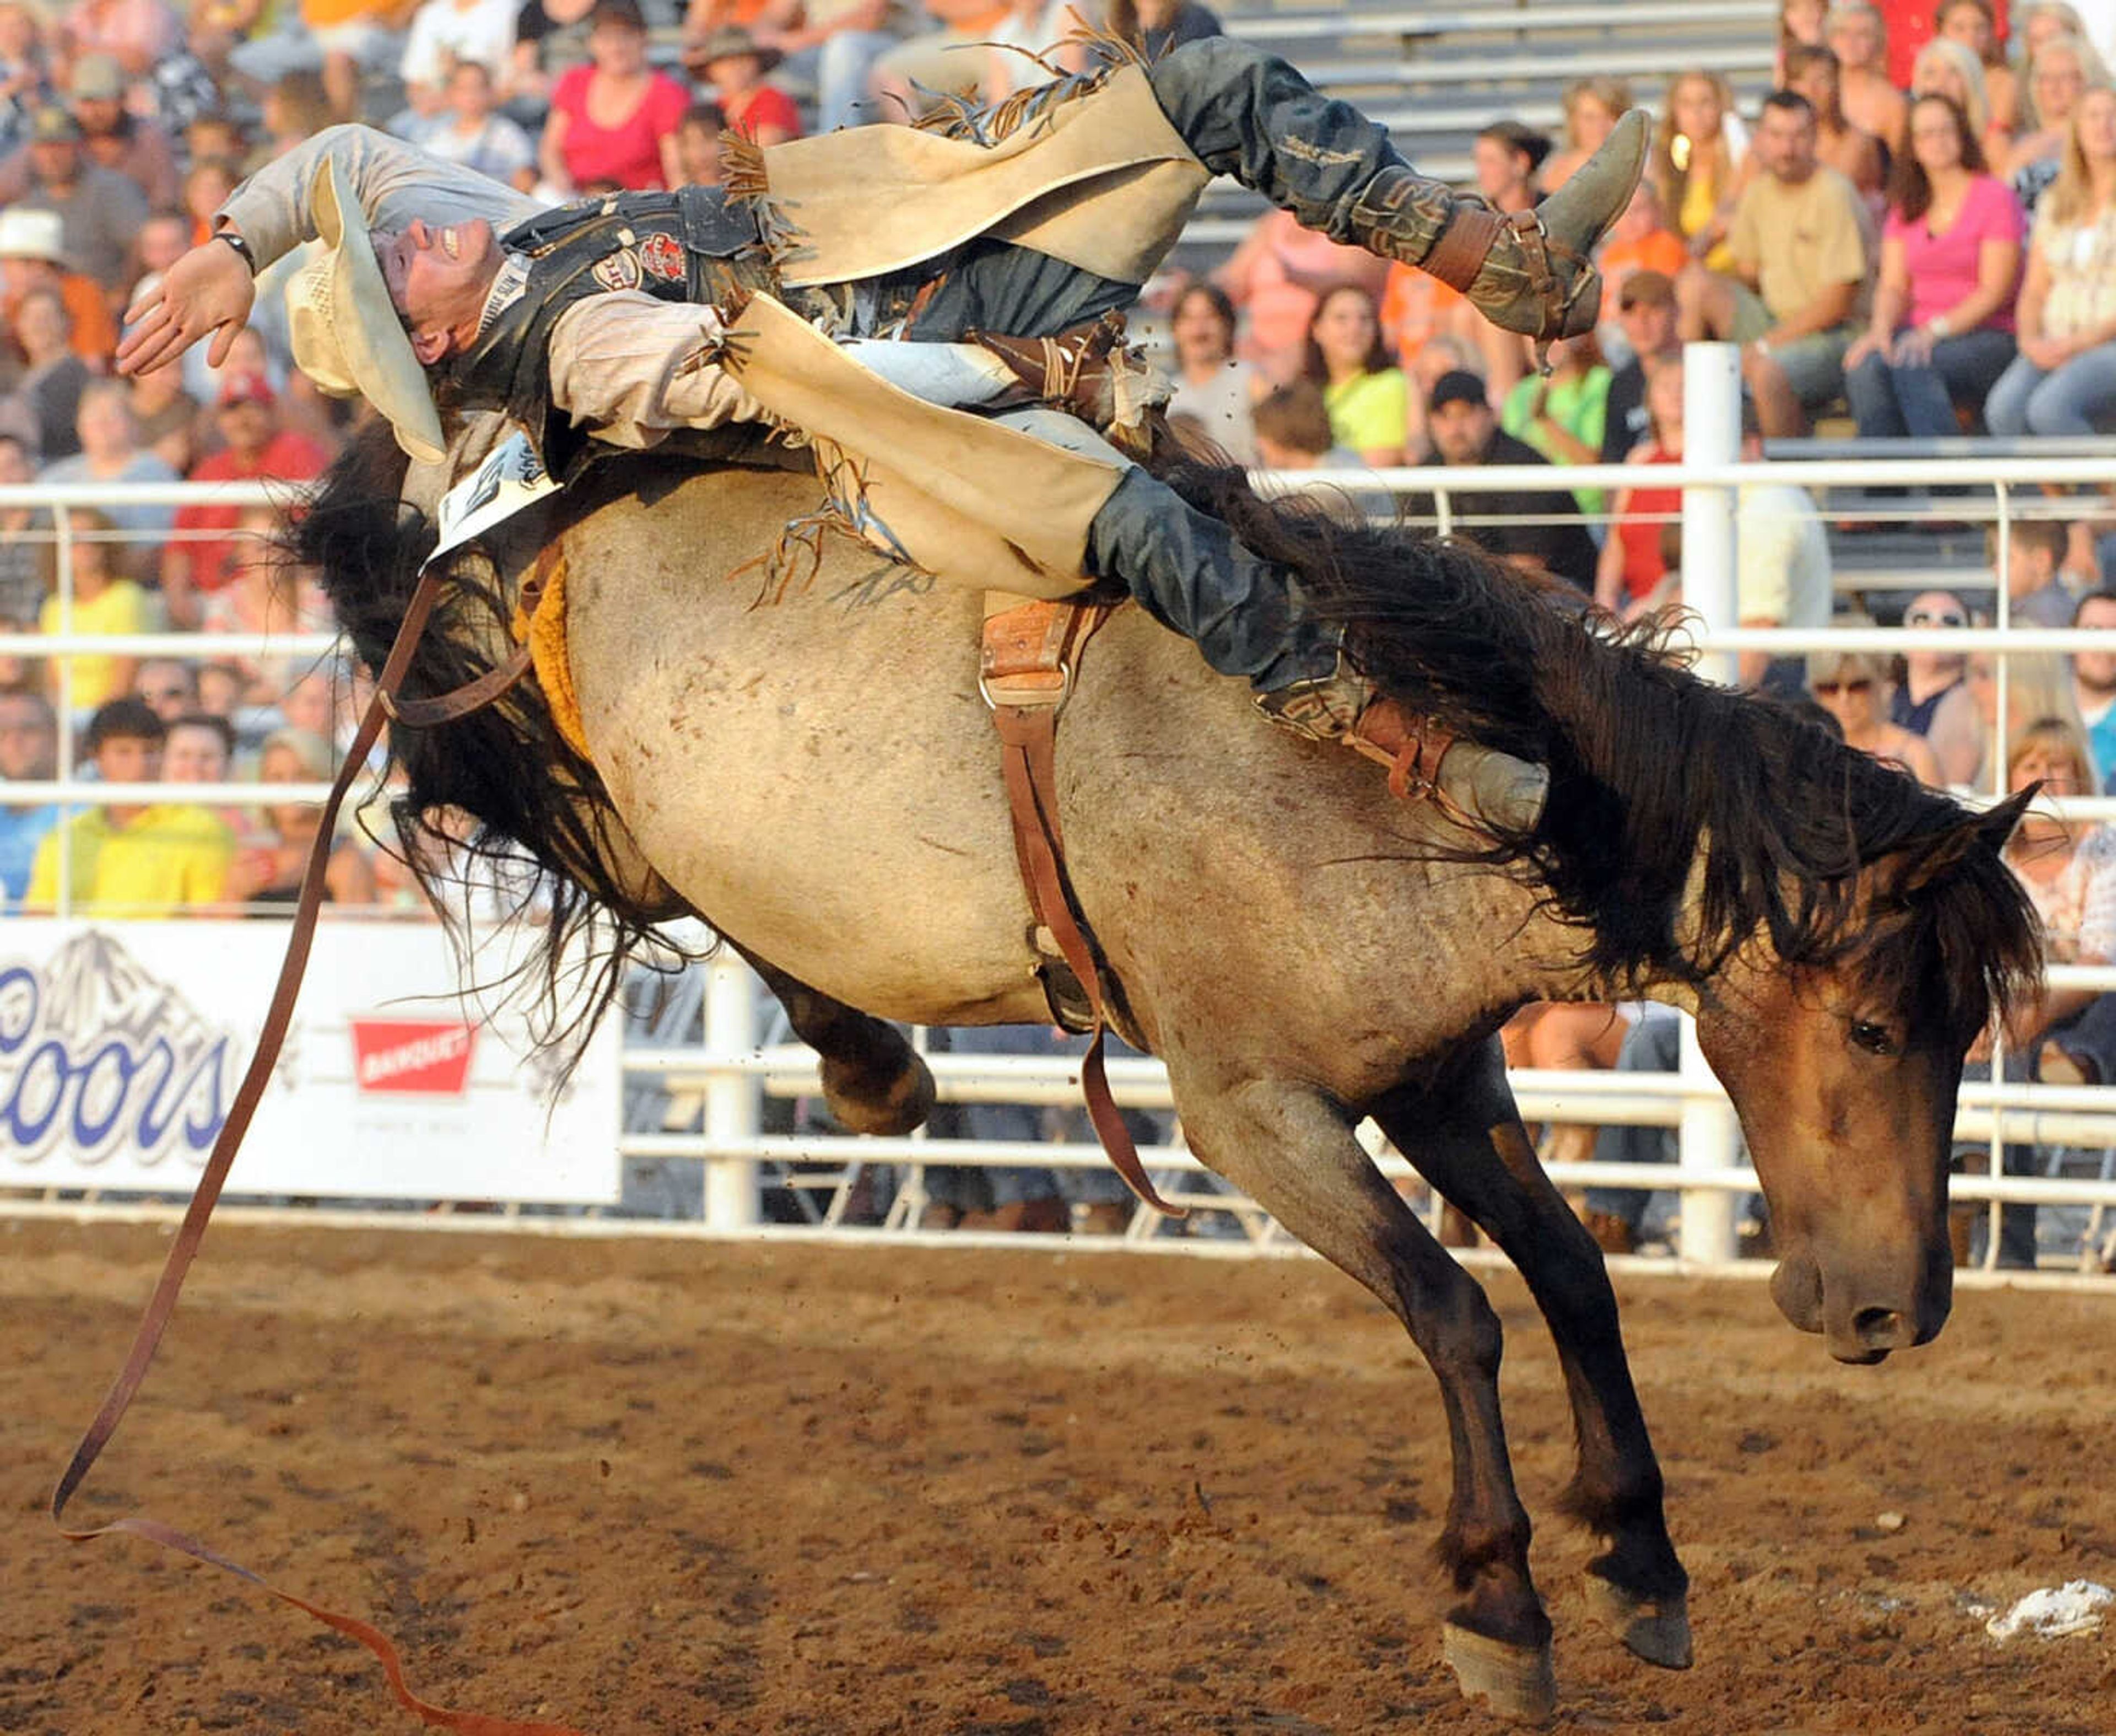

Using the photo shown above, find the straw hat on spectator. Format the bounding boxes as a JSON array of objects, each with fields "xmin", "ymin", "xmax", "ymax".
[
  {"xmin": 282, "ymin": 155, "xmax": 447, "ymax": 464},
  {"xmin": 0, "ymin": 207, "xmax": 72, "ymax": 269},
  {"xmin": 66, "ymin": 53, "xmax": 127, "ymax": 103},
  {"xmin": 683, "ymin": 25, "xmax": 783, "ymax": 75}
]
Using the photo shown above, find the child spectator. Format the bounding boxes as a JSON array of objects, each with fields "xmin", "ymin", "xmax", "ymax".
[
  {"xmin": 1985, "ymin": 83, "xmax": 2116, "ymax": 434},
  {"xmin": 1500, "ymin": 333, "xmax": 1612, "ymax": 513},
  {"xmin": 1601, "ymin": 268, "xmax": 1682, "ymax": 461},
  {"xmin": 1164, "ymin": 278, "xmax": 1261, "ymax": 466},
  {"xmin": 24, "ymin": 694, "xmax": 233, "ymax": 916},
  {"xmin": 160, "ymin": 709, "xmax": 233, "ymax": 783},
  {"xmin": 1843, "ymin": 91, "xmax": 2024, "ymax": 438},
  {"xmin": 1993, "ymin": 517, "xmax": 2079, "ymax": 623},
  {"xmin": 225, "ymin": 725, "xmax": 376, "ymax": 907},
  {"xmin": 683, "ymin": 24, "xmax": 800, "ymax": 144},
  {"xmin": 415, "ymin": 58, "xmax": 538, "ymax": 190},
  {"xmin": 673, "ymin": 98, "xmax": 725, "ymax": 186},
  {"xmin": 0, "ymin": 686, "xmax": 58, "ymax": 905},
  {"xmin": 1301, "ymin": 282, "xmax": 1407, "ymax": 466}
]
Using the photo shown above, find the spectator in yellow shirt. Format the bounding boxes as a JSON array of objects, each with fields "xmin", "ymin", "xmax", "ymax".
[
  {"xmin": 38, "ymin": 505, "xmax": 160, "ymax": 711},
  {"xmin": 25, "ymin": 694, "xmax": 233, "ymax": 915}
]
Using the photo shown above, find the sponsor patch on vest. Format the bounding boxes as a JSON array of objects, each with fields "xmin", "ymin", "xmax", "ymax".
[
  {"xmin": 640, "ymin": 231, "xmax": 685, "ymax": 284},
  {"xmin": 591, "ymin": 247, "xmax": 642, "ymax": 293}
]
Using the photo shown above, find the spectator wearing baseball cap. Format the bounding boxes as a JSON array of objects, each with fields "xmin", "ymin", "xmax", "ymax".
[
  {"xmin": 0, "ymin": 203, "xmax": 114, "ymax": 362},
  {"xmin": 1401, "ymin": 370, "xmax": 1601, "ymax": 592},
  {"xmin": 10, "ymin": 100, "xmax": 148, "ymax": 290},
  {"xmin": 12, "ymin": 52, "xmax": 181, "ymax": 206},
  {"xmin": 161, "ymin": 371, "xmax": 332, "ymax": 628},
  {"xmin": 1600, "ymin": 267, "xmax": 1682, "ymax": 465}
]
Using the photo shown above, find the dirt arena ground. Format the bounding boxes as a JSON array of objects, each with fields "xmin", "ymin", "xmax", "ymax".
[{"xmin": 3, "ymin": 1219, "xmax": 2114, "ymax": 1735}]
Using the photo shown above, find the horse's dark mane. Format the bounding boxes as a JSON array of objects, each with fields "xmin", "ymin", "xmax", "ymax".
[
  {"xmin": 296, "ymin": 425, "xmax": 695, "ymax": 1067},
  {"xmin": 1157, "ymin": 459, "xmax": 2042, "ymax": 1047},
  {"xmin": 300, "ymin": 423, "xmax": 2041, "ymax": 1064}
]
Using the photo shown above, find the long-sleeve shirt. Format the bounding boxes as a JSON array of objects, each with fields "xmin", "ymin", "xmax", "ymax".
[{"xmin": 219, "ymin": 125, "xmax": 764, "ymax": 449}]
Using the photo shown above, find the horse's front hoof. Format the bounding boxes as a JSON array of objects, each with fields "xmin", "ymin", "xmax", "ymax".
[
  {"xmin": 1583, "ymin": 1573, "xmax": 1693, "ymax": 1668},
  {"xmin": 821, "ymin": 1049, "xmax": 936, "ymax": 1136},
  {"xmin": 1440, "ymin": 1620, "xmax": 1556, "ymax": 1724}
]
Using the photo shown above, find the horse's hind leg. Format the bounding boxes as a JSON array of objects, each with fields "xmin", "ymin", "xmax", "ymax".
[
  {"xmin": 1371, "ymin": 1044, "xmax": 1691, "ymax": 1672},
  {"xmin": 1170, "ymin": 1064, "xmax": 1556, "ymax": 1722},
  {"xmin": 729, "ymin": 942, "xmax": 936, "ymax": 1136}
]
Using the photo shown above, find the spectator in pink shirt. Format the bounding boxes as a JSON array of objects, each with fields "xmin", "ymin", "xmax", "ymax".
[
  {"xmin": 57, "ymin": 0, "xmax": 179, "ymax": 79},
  {"xmin": 1843, "ymin": 91, "xmax": 2025, "ymax": 437},
  {"xmin": 538, "ymin": 0, "xmax": 687, "ymax": 193}
]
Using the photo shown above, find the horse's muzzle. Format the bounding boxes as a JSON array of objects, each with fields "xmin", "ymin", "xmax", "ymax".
[{"xmin": 1771, "ymin": 1245, "xmax": 1949, "ymax": 1363}]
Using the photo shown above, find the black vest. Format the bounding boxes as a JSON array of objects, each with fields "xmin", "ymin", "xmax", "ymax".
[{"xmin": 443, "ymin": 186, "xmax": 781, "ymax": 473}]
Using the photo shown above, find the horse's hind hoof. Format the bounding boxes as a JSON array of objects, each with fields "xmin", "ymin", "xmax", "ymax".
[
  {"xmin": 1583, "ymin": 1574, "xmax": 1693, "ymax": 1669},
  {"xmin": 1440, "ymin": 1620, "xmax": 1556, "ymax": 1724},
  {"xmin": 820, "ymin": 1050, "xmax": 936, "ymax": 1136}
]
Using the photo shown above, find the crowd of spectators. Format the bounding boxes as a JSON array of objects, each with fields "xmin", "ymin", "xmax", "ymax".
[{"xmin": 0, "ymin": 0, "xmax": 2114, "ymax": 1245}]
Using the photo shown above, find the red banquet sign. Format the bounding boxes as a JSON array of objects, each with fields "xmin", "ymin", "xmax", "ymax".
[{"xmin": 349, "ymin": 1018, "xmax": 479, "ymax": 1095}]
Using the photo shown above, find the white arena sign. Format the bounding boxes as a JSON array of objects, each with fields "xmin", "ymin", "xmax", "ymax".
[{"xmin": 0, "ymin": 920, "xmax": 621, "ymax": 1203}]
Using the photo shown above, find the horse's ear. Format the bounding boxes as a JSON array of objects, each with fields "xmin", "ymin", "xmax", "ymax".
[{"xmin": 1891, "ymin": 787, "xmax": 2036, "ymax": 896}]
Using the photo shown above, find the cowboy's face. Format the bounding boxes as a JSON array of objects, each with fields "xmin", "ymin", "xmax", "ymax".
[{"xmin": 378, "ymin": 216, "xmax": 500, "ymax": 364}]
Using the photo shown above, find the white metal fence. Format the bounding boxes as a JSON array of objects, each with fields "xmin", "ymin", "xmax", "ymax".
[{"xmin": 7, "ymin": 348, "xmax": 2116, "ymax": 1279}]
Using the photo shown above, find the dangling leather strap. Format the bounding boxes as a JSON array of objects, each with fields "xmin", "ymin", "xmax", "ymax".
[
  {"xmin": 52, "ymin": 563, "xmax": 588, "ymax": 1736},
  {"xmin": 983, "ymin": 598, "xmax": 1185, "ymax": 1219}
]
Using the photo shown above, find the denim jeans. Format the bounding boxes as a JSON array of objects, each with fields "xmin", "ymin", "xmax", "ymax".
[
  {"xmin": 1845, "ymin": 327, "xmax": 2017, "ymax": 438},
  {"xmin": 1983, "ymin": 338, "xmax": 2116, "ymax": 435}
]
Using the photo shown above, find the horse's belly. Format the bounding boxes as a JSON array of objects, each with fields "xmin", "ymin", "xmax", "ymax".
[{"xmin": 563, "ymin": 532, "xmax": 1050, "ymax": 1024}]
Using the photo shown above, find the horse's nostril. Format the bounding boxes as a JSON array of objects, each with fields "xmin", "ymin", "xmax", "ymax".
[{"xmin": 1853, "ymin": 1306, "xmax": 1906, "ymax": 1350}]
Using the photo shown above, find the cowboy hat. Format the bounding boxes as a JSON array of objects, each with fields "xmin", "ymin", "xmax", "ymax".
[
  {"xmin": 283, "ymin": 155, "xmax": 447, "ymax": 464},
  {"xmin": 683, "ymin": 24, "xmax": 782, "ymax": 73},
  {"xmin": 0, "ymin": 206, "xmax": 70, "ymax": 267}
]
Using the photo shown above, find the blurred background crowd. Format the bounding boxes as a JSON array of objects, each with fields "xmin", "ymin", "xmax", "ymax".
[{"xmin": 0, "ymin": 0, "xmax": 2112, "ymax": 1250}]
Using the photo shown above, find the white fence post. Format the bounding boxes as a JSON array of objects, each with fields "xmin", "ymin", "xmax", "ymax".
[
  {"xmin": 1675, "ymin": 341, "xmax": 1742, "ymax": 1264},
  {"xmin": 702, "ymin": 953, "xmax": 761, "ymax": 1229}
]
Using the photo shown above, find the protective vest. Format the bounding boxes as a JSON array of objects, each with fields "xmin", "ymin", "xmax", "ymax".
[{"xmin": 443, "ymin": 186, "xmax": 780, "ymax": 473}]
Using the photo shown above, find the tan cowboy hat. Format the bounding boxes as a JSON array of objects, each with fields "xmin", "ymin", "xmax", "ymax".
[{"xmin": 284, "ymin": 155, "xmax": 447, "ymax": 465}]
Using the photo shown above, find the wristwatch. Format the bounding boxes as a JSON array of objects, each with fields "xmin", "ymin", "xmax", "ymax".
[{"xmin": 214, "ymin": 228, "xmax": 255, "ymax": 271}]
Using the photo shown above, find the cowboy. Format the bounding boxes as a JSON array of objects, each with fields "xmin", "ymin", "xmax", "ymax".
[{"xmin": 121, "ymin": 36, "xmax": 1648, "ymax": 775}]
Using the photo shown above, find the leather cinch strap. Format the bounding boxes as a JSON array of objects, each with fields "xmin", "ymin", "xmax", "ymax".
[
  {"xmin": 52, "ymin": 564, "xmax": 582, "ymax": 1736},
  {"xmin": 982, "ymin": 597, "xmax": 1185, "ymax": 1219}
]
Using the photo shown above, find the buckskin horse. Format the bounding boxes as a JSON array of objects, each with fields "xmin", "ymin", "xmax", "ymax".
[{"xmin": 301, "ymin": 425, "xmax": 2041, "ymax": 1722}]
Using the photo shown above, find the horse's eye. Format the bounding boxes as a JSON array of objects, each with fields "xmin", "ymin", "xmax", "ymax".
[{"xmin": 1849, "ymin": 1020, "xmax": 1895, "ymax": 1056}]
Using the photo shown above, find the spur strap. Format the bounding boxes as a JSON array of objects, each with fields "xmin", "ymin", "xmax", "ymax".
[{"xmin": 982, "ymin": 597, "xmax": 1185, "ymax": 1219}]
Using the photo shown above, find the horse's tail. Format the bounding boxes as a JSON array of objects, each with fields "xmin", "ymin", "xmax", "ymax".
[{"xmin": 299, "ymin": 423, "xmax": 697, "ymax": 1072}]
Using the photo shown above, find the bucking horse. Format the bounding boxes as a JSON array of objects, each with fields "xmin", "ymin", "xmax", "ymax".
[{"xmin": 298, "ymin": 422, "xmax": 2040, "ymax": 1723}]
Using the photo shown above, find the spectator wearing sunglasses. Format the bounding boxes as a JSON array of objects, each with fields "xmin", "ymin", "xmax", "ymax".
[
  {"xmin": 1892, "ymin": 587, "xmax": 1984, "ymax": 784},
  {"xmin": 2071, "ymin": 588, "xmax": 2116, "ymax": 790},
  {"xmin": 1807, "ymin": 629, "xmax": 1945, "ymax": 783}
]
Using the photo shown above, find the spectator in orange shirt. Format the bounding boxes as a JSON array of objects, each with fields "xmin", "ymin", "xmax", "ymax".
[
  {"xmin": 0, "ymin": 204, "xmax": 115, "ymax": 363},
  {"xmin": 1595, "ymin": 180, "xmax": 1688, "ymax": 333},
  {"xmin": 161, "ymin": 371, "xmax": 331, "ymax": 629}
]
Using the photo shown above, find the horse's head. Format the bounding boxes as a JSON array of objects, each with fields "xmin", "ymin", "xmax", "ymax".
[{"xmin": 1689, "ymin": 789, "xmax": 2041, "ymax": 1363}]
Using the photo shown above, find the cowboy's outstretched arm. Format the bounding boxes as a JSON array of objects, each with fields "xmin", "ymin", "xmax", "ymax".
[{"xmin": 119, "ymin": 123, "xmax": 538, "ymax": 376}]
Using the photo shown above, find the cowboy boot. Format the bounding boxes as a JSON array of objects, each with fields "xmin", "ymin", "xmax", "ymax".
[
  {"xmin": 1255, "ymin": 660, "xmax": 1550, "ymax": 830},
  {"xmin": 970, "ymin": 312, "xmax": 1165, "ymax": 452},
  {"xmin": 1350, "ymin": 112, "xmax": 1651, "ymax": 343},
  {"xmin": 1146, "ymin": 39, "xmax": 1648, "ymax": 343}
]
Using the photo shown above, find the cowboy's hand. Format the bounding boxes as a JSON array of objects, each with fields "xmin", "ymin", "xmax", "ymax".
[{"xmin": 117, "ymin": 235, "xmax": 257, "ymax": 376}]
